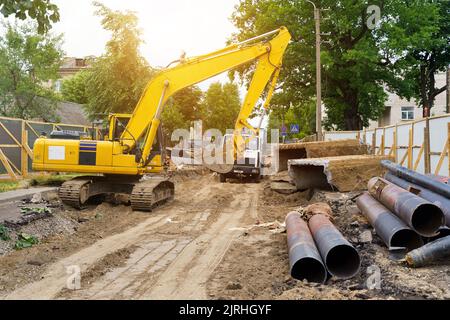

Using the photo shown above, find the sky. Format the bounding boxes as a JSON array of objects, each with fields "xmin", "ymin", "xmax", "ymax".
[
  {"xmin": 49, "ymin": 0, "xmax": 268, "ymax": 126},
  {"xmin": 51, "ymin": 0, "xmax": 240, "ymax": 88}
]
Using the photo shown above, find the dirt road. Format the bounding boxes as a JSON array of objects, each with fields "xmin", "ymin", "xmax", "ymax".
[
  {"xmin": 1, "ymin": 170, "xmax": 448, "ymax": 300},
  {"xmin": 2, "ymin": 174, "xmax": 261, "ymax": 300}
]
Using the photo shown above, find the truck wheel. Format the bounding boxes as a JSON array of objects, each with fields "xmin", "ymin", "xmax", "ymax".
[{"xmin": 219, "ymin": 174, "xmax": 226, "ymax": 183}]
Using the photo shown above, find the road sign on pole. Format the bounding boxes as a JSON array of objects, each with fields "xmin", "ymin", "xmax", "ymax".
[{"xmin": 290, "ymin": 124, "xmax": 300, "ymax": 134}]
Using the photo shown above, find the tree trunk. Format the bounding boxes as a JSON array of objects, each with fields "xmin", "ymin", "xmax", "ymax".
[{"xmin": 343, "ymin": 103, "xmax": 362, "ymax": 131}]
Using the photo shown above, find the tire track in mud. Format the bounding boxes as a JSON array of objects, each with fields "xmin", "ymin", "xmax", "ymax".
[
  {"xmin": 64, "ymin": 183, "xmax": 259, "ymax": 300},
  {"xmin": 1, "ymin": 175, "xmax": 221, "ymax": 300}
]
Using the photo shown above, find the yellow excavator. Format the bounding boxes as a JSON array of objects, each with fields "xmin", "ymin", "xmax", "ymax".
[{"xmin": 32, "ymin": 27, "xmax": 291, "ymax": 211}]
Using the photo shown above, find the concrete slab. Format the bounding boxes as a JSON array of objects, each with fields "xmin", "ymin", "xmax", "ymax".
[
  {"xmin": 288, "ymin": 155, "xmax": 394, "ymax": 192},
  {"xmin": 0, "ymin": 187, "xmax": 57, "ymax": 223},
  {"xmin": 0, "ymin": 187, "xmax": 57, "ymax": 203},
  {"xmin": 278, "ymin": 139, "xmax": 369, "ymax": 171}
]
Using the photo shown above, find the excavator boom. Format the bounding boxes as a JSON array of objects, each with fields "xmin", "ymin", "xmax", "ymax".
[{"xmin": 32, "ymin": 27, "xmax": 291, "ymax": 210}]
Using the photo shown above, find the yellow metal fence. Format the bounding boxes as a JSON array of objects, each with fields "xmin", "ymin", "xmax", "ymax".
[
  {"xmin": 323, "ymin": 114, "xmax": 450, "ymax": 177},
  {"xmin": 0, "ymin": 116, "xmax": 99, "ymax": 180}
]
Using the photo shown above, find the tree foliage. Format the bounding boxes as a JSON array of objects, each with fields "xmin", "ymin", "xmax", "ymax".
[
  {"xmin": 231, "ymin": 0, "xmax": 449, "ymax": 130},
  {"xmin": 201, "ymin": 82, "xmax": 241, "ymax": 133},
  {"xmin": 268, "ymin": 98, "xmax": 316, "ymax": 141},
  {"xmin": 61, "ymin": 70, "xmax": 89, "ymax": 104},
  {"xmin": 377, "ymin": 0, "xmax": 450, "ymax": 116},
  {"xmin": 0, "ymin": 22, "xmax": 63, "ymax": 120},
  {"xmin": 0, "ymin": 0, "xmax": 59, "ymax": 34},
  {"xmin": 161, "ymin": 86, "xmax": 203, "ymax": 144},
  {"xmin": 80, "ymin": 2, "xmax": 153, "ymax": 118},
  {"xmin": 231, "ymin": 0, "xmax": 392, "ymax": 130}
]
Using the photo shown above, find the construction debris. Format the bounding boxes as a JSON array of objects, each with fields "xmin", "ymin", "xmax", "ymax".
[
  {"xmin": 270, "ymin": 182, "xmax": 298, "ymax": 194},
  {"xmin": 278, "ymin": 139, "xmax": 369, "ymax": 171},
  {"xmin": 405, "ymin": 236, "xmax": 450, "ymax": 268},
  {"xmin": 269, "ymin": 171, "xmax": 298, "ymax": 194},
  {"xmin": 285, "ymin": 212, "xmax": 327, "ymax": 283},
  {"xmin": 368, "ymin": 177, "xmax": 445, "ymax": 237},
  {"xmin": 356, "ymin": 193, "xmax": 423, "ymax": 252},
  {"xmin": 308, "ymin": 214, "xmax": 361, "ymax": 279},
  {"xmin": 288, "ymin": 155, "xmax": 393, "ymax": 192},
  {"xmin": 305, "ymin": 203, "xmax": 333, "ymax": 220}
]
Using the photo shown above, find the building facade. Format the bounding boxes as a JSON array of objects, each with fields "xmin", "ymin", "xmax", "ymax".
[
  {"xmin": 368, "ymin": 71, "xmax": 448, "ymax": 129},
  {"xmin": 52, "ymin": 56, "xmax": 94, "ymax": 92}
]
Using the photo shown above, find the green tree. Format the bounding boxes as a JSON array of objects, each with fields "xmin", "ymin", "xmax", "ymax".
[
  {"xmin": 231, "ymin": 0, "xmax": 395, "ymax": 130},
  {"xmin": 0, "ymin": 0, "xmax": 59, "ymax": 34},
  {"xmin": 0, "ymin": 22, "xmax": 63, "ymax": 120},
  {"xmin": 161, "ymin": 86, "xmax": 204, "ymax": 144},
  {"xmin": 377, "ymin": 0, "xmax": 450, "ymax": 116},
  {"xmin": 268, "ymin": 97, "xmax": 316, "ymax": 141},
  {"xmin": 201, "ymin": 82, "xmax": 241, "ymax": 133},
  {"xmin": 82, "ymin": 2, "xmax": 152, "ymax": 118},
  {"xmin": 61, "ymin": 70, "xmax": 89, "ymax": 104}
]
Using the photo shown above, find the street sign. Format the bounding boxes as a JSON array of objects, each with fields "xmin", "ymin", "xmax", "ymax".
[
  {"xmin": 290, "ymin": 124, "xmax": 300, "ymax": 134},
  {"xmin": 281, "ymin": 125, "xmax": 287, "ymax": 137}
]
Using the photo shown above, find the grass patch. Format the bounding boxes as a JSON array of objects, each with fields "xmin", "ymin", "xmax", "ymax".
[
  {"xmin": 0, "ymin": 224, "xmax": 11, "ymax": 241},
  {"xmin": 14, "ymin": 233, "xmax": 38, "ymax": 250},
  {"xmin": 29, "ymin": 174, "xmax": 81, "ymax": 187},
  {"xmin": 0, "ymin": 181, "xmax": 19, "ymax": 193}
]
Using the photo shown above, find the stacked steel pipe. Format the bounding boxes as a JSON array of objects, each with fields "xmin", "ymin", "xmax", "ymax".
[
  {"xmin": 285, "ymin": 204, "xmax": 360, "ymax": 283},
  {"xmin": 357, "ymin": 161, "xmax": 449, "ymax": 264}
]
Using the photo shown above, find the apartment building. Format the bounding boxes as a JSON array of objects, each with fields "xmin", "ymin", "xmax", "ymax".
[{"xmin": 369, "ymin": 71, "xmax": 448, "ymax": 128}]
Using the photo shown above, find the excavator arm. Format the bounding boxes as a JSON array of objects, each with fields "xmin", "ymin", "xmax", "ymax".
[{"xmin": 120, "ymin": 27, "xmax": 291, "ymax": 166}]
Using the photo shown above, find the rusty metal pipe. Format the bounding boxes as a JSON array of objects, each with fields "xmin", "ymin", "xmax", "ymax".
[
  {"xmin": 285, "ymin": 212, "xmax": 327, "ymax": 283},
  {"xmin": 385, "ymin": 172, "xmax": 450, "ymax": 228},
  {"xmin": 381, "ymin": 160, "xmax": 450, "ymax": 198},
  {"xmin": 356, "ymin": 193, "xmax": 423, "ymax": 251},
  {"xmin": 368, "ymin": 177, "xmax": 445, "ymax": 237},
  {"xmin": 308, "ymin": 214, "xmax": 360, "ymax": 279},
  {"xmin": 425, "ymin": 227, "xmax": 450, "ymax": 243},
  {"xmin": 406, "ymin": 236, "xmax": 450, "ymax": 268}
]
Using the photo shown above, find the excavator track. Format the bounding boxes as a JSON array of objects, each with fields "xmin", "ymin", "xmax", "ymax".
[
  {"xmin": 130, "ymin": 178, "xmax": 175, "ymax": 211},
  {"xmin": 59, "ymin": 176, "xmax": 174, "ymax": 211},
  {"xmin": 58, "ymin": 176, "xmax": 95, "ymax": 209}
]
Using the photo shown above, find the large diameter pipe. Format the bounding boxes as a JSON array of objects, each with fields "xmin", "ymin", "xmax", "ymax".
[
  {"xmin": 381, "ymin": 160, "xmax": 450, "ymax": 198},
  {"xmin": 285, "ymin": 212, "xmax": 327, "ymax": 283},
  {"xmin": 308, "ymin": 214, "xmax": 361, "ymax": 279},
  {"xmin": 406, "ymin": 236, "xmax": 450, "ymax": 268},
  {"xmin": 368, "ymin": 177, "xmax": 445, "ymax": 237},
  {"xmin": 356, "ymin": 193, "xmax": 423, "ymax": 251},
  {"xmin": 385, "ymin": 172, "xmax": 450, "ymax": 228}
]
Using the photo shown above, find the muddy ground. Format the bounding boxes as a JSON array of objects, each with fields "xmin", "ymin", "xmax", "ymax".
[{"xmin": 0, "ymin": 169, "xmax": 448, "ymax": 300}]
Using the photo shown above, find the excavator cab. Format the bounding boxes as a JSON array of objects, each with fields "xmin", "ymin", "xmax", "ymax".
[{"xmin": 107, "ymin": 113, "xmax": 132, "ymax": 141}]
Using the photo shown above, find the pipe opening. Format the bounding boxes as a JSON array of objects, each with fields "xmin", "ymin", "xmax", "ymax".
[
  {"xmin": 326, "ymin": 245, "xmax": 360, "ymax": 278},
  {"xmin": 390, "ymin": 229, "xmax": 423, "ymax": 251},
  {"xmin": 291, "ymin": 257, "xmax": 327, "ymax": 284},
  {"xmin": 411, "ymin": 204, "xmax": 444, "ymax": 237}
]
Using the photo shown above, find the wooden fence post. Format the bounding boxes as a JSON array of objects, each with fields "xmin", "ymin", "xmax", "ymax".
[
  {"xmin": 407, "ymin": 128, "xmax": 413, "ymax": 169},
  {"xmin": 424, "ymin": 118, "xmax": 431, "ymax": 174},
  {"xmin": 372, "ymin": 130, "xmax": 376, "ymax": 155},
  {"xmin": 21, "ymin": 120, "xmax": 28, "ymax": 178}
]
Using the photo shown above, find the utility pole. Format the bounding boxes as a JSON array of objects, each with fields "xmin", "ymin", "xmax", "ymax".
[
  {"xmin": 307, "ymin": 1, "xmax": 322, "ymax": 141},
  {"xmin": 447, "ymin": 66, "xmax": 450, "ymax": 114}
]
